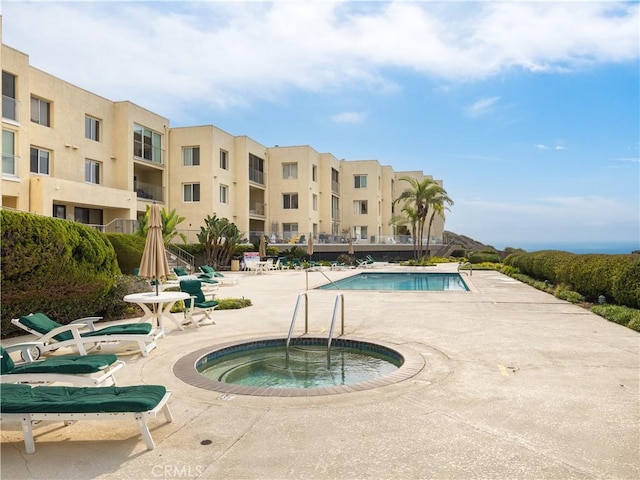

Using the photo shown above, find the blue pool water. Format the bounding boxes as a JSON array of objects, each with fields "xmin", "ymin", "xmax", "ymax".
[
  {"xmin": 316, "ymin": 272, "xmax": 469, "ymax": 291},
  {"xmin": 197, "ymin": 338, "xmax": 402, "ymax": 389}
]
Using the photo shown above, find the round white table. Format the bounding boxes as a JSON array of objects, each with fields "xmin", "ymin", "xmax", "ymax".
[{"xmin": 124, "ymin": 291, "xmax": 190, "ymax": 334}]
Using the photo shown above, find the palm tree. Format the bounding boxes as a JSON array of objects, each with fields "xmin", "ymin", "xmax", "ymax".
[
  {"xmin": 197, "ymin": 214, "xmax": 243, "ymax": 268},
  {"xmin": 425, "ymin": 191, "xmax": 454, "ymax": 258},
  {"xmin": 394, "ymin": 176, "xmax": 452, "ymax": 259},
  {"xmin": 389, "ymin": 204, "xmax": 420, "ymax": 260},
  {"xmin": 135, "ymin": 205, "xmax": 187, "ymax": 245}
]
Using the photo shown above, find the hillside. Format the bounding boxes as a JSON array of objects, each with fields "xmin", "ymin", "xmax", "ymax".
[{"xmin": 444, "ymin": 231, "xmax": 495, "ymax": 252}]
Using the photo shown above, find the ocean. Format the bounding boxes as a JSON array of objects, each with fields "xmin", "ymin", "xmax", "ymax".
[{"xmin": 511, "ymin": 241, "xmax": 640, "ymax": 255}]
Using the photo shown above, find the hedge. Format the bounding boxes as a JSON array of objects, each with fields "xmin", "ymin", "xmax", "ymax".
[
  {"xmin": 105, "ymin": 233, "xmax": 146, "ymax": 275},
  {"xmin": 504, "ymin": 250, "xmax": 640, "ymax": 308},
  {"xmin": 1, "ymin": 210, "xmax": 120, "ymax": 336}
]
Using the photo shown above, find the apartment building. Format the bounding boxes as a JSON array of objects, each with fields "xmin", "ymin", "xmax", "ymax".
[{"xmin": 1, "ymin": 40, "xmax": 446, "ymax": 245}]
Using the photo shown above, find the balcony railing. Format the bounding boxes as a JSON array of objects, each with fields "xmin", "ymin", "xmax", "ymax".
[
  {"xmin": 2, "ymin": 96, "xmax": 18, "ymax": 122},
  {"xmin": 2, "ymin": 153, "xmax": 19, "ymax": 177},
  {"xmin": 249, "ymin": 202, "xmax": 265, "ymax": 216},
  {"xmin": 331, "ymin": 180, "xmax": 340, "ymax": 194},
  {"xmin": 134, "ymin": 180, "xmax": 164, "ymax": 202},
  {"xmin": 249, "ymin": 168, "xmax": 264, "ymax": 185}
]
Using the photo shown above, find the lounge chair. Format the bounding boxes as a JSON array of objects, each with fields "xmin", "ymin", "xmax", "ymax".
[
  {"xmin": 11, "ymin": 313, "xmax": 160, "ymax": 358},
  {"xmin": 0, "ymin": 383, "xmax": 172, "ymax": 454},
  {"xmin": 199, "ymin": 265, "xmax": 240, "ymax": 285},
  {"xmin": 179, "ymin": 280, "xmax": 218, "ymax": 327},
  {"xmin": 0, "ymin": 345, "xmax": 124, "ymax": 387},
  {"xmin": 174, "ymin": 266, "xmax": 220, "ymax": 287}
]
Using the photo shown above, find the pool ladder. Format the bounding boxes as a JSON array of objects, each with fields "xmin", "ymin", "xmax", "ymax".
[{"xmin": 286, "ymin": 293, "xmax": 345, "ymax": 356}]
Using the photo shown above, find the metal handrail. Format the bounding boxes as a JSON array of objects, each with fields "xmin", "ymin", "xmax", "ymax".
[
  {"xmin": 458, "ymin": 261, "xmax": 473, "ymax": 276},
  {"xmin": 167, "ymin": 243, "xmax": 196, "ymax": 272},
  {"xmin": 286, "ymin": 292, "xmax": 309, "ymax": 350},
  {"xmin": 327, "ymin": 294, "xmax": 345, "ymax": 355}
]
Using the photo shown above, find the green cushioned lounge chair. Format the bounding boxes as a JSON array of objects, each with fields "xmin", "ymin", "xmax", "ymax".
[
  {"xmin": 0, "ymin": 345, "xmax": 124, "ymax": 386},
  {"xmin": 179, "ymin": 280, "xmax": 218, "ymax": 327},
  {"xmin": 0, "ymin": 383, "xmax": 172, "ymax": 454},
  {"xmin": 199, "ymin": 265, "xmax": 240, "ymax": 285},
  {"xmin": 11, "ymin": 313, "xmax": 161, "ymax": 358},
  {"xmin": 174, "ymin": 266, "xmax": 220, "ymax": 287}
]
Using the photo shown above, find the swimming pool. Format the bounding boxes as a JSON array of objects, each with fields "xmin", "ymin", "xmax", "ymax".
[{"xmin": 316, "ymin": 272, "xmax": 469, "ymax": 291}]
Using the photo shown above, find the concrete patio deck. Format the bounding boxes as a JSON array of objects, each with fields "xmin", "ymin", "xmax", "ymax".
[{"xmin": 2, "ymin": 264, "xmax": 639, "ymax": 479}]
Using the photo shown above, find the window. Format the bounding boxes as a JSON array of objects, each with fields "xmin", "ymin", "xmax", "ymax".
[
  {"xmin": 30, "ymin": 147, "xmax": 50, "ymax": 174},
  {"xmin": 75, "ymin": 207, "xmax": 102, "ymax": 225},
  {"xmin": 282, "ymin": 162, "xmax": 298, "ymax": 179},
  {"xmin": 2, "ymin": 130, "xmax": 17, "ymax": 176},
  {"xmin": 183, "ymin": 183, "xmax": 200, "ymax": 202},
  {"xmin": 331, "ymin": 168, "xmax": 340, "ymax": 194},
  {"xmin": 283, "ymin": 223, "xmax": 298, "ymax": 240},
  {"xmin": 354, "ymin": 174, "xmax": 367, "ymax": 188},
  {"xmin": 2, "ymin": 71, "xmax": 18, "ymax": 122},
  {"xmin": 354, "ymin": 226, "xmax": 368, "ymax": 240},
  {"xmin": 183, "ymin": 146, "xmax": 200, "ymax": 166},
  {"xmin": 220, "ymin": 184, "xmax": 229, "ymax": 204},
  {"xmin": 331, "ymin": 195, "xmax": 340, "ymax": 219},
  {"xmin": 312, "ymin": 194, "xmax": 318, "ymax": 211},
  {"xmin": 53, "ymin": 204, "xmax": 66, "ymax": 219},
  {"xmin": 354, "ymin": 200, "xmax": 368, "ymax": 215},
  {"xmin": 85, "ymin": 115, "xmax": 100, "ymax": 141},
  {"xmin": 249, "ymin": 153, "xmax": 264, "ymax": 184},
  {"xmin": 133, "ymin": 124, "xmax": 162, "ymax": 163},
  {"xmin": 312, "ymin": 165, "xmax": 317, "ymax": 182},
  {"xmin": 30, "ymin": 96, "xmax": 50, "ymax": 126},
  {"xmin": 85, "ymin": 159, "xmax": 100, "ymax": 184},
  {"xmin": 283, "ymin": 193, "xmax": 298, "ymax": 209},
  {"xmin": 220, "ymin": 149, "xmax": 228, "ymax": 170}
]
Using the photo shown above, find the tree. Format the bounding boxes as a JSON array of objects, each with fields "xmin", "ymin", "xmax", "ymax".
[
  {"xmin": 394, "ymin": 177, "xmax": 453, "ymax": 259},
  {"xmin": 135, "ymin": 205, "xmax": 187, "ymax": 245},
  {"xmin": 425, "ymin": 190, "xmax": 454, "ymax": 258},
  {"xmin": 389, "ymin": 204, "xmax": 420, "ymax": 260},
  {"xmin": 197, "ymin": 214, "xmax": 243, "ymax": 268}
]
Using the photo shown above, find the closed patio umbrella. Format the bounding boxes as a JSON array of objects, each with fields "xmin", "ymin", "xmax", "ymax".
[
  {"xmin": 259, "ymin": 234, "xmax": 266, "ymax": 259},
  {"xmin": 307, "ymin": 234, "xmax": 314, "ymax": 257},
  {"xmin": 138, "ymin": 204, "xmax": 170, "ymax": 295},
  {"xmin": 348, "ymin": 236, "xmax": 354, "ymax": 256}
]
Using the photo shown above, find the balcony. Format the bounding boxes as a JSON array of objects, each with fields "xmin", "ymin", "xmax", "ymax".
[
  {"xmin": 331, "ymin": 180, "xmax": 340, "ymax": 195},
  {"xmin": 134, "ymin": 179, "xmax": 164, "ymax": 202},
  {"xmin": 249, "ymin": 168, "xmax": 264, "ymax": 185}
]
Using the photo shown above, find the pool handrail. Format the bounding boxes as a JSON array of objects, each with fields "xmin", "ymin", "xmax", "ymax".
[
  {"xmin": 327, "ymin": 294, "xmax": 345, "ymax": 356},
  {"xmin": 286, "ymin": 292, "xmax": 309, "ymax": 350}
]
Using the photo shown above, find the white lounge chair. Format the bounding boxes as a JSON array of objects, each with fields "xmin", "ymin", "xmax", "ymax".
[
  {"xmin": 11, "ymin": 313, "xmax": 161, "ymax": 358},
  {"xmin": 1, "ymin": 383, "xmax": 172, "ymax": 454},
  {"xmin": 0, "ymin": 344, "xmax": 124, "ymax": 387}
]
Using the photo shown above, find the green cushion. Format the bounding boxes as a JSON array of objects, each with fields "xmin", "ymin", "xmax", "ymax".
[
  {"xmin": 200, "ymin": 265, "xmax": 224, "ymax": 277},
  {"xmin": 174, "ymin": 267, "xmax": 189, "ymax": 276},
  {"xmin": 19, "ymin": 313, "xmax": 72, "ymax": 342},
  {"xmin": 0, "ymin": 346, "xmax": 16, "ymax": 374},
  {"xmin": 80, "ymin": 323, "xmax": 152, "ymax": 338},
  {"xmin": 8, "ymin": 354, "xmax": 117, "ymax": 375},
  {"xmin": 195, "ymin": 300, "xmax": 218, "ymax": 309},
  {"xmin": 0, "ymin": 384, "xmax": 167, "ymax": 413}
]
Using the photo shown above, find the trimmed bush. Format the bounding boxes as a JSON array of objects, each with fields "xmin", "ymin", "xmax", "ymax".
[
  {"xmin": 612, "ymin": 259, "xmax": 640, "ymax": 309},
  {"xmin": 217, "ymin": 298, "xmax": 253, "ymax": 309},
  {"xmin": 591, "ymin": 305, "xmax": 640, "ymax": 332},
  {"xmin": 105, "ymin": 233, "xmax": 146, "ymax": 274},
  {"xmin": 1, "ymin": 210, "xmax": 120, "ymax": 336},
  {"xmin": 468, "ymin": 252, "xmax": 500, "ymax": 264},
  {"xmin": 555, "ymin": 289, "xmax": 585, "ymax": 304}
]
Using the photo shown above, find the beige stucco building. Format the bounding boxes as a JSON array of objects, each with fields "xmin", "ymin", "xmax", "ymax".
[{"xmin": 1, "ymin": 38, "xmax": 446, "ymax": 246}]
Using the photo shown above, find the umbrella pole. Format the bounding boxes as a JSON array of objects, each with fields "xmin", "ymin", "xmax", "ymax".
[{"xmin": 155, "ymin": 276, "xmax": 159, "ymax": 296}]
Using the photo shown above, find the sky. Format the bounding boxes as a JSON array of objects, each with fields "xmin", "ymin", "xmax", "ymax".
[{"xmin": 2, "ymin": 0, "xmax": 639, "ymax": 251}]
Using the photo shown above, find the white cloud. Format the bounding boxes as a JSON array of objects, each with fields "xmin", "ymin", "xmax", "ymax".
[
  {"xmin": 331, "ymin": 111, "xmax": 366, "ymax": 124},
  {"xmin": 2, "ymin": 1, "xmax": 638, "ymax": 118},
  {"xmin": 466, "ymin": 96, "xmax": 500, "ymax": 117},
  {"xmin": 555, "ymin": 145, "xmax": 567, "ymax": 150},
  {"xmin": 535, "ymin": 144, "xmax": 548, "ymax": 150}
]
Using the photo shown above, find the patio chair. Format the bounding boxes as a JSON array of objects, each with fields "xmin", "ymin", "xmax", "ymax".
[
  {"xmin": 0, "ymin": 345, "xmax": 124, "ymax": 387},
  {"xmin": 179, "ymin": 280, "xmax": 218, "ymax": 327},
  {"xmin": 0, "ymin": 383, "xmax": 172, "ymax": 454},
  {"xmin": 11, "ymin": 313, "xmax": 161, "ymax": 358}
]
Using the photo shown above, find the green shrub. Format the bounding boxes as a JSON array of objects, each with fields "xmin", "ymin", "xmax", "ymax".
[
  {"xmin": 105, "ymin": 233, "xmax": 146, "ymax": 274},
  {"xmin": 500, "ymin": 265, "xmax": 520, "ymax": 276},
  {"xmin": 450, "ymin": 249, "xmax": 466, "ymax": 258},
  {"xmin": 591, "ymin": 305, "xmax": 640, "ymax": 331},
  {"xmin": 612, "ymin": 259, "xmax": 640, "ymax": 309},
  {"xmin": 1, "ymin": 210, "xmax": 120, "ymax": 336},
  {"xmin": 555, "ymin": 289, "xmax": 585, "ymax": 304},
  {"xmin": 217, "ymin": 298, "xmax": 253, "ymax": 309},
  {"xmin": 468, "ymin": 252, "xmax": 500, "ymax": 264}
]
